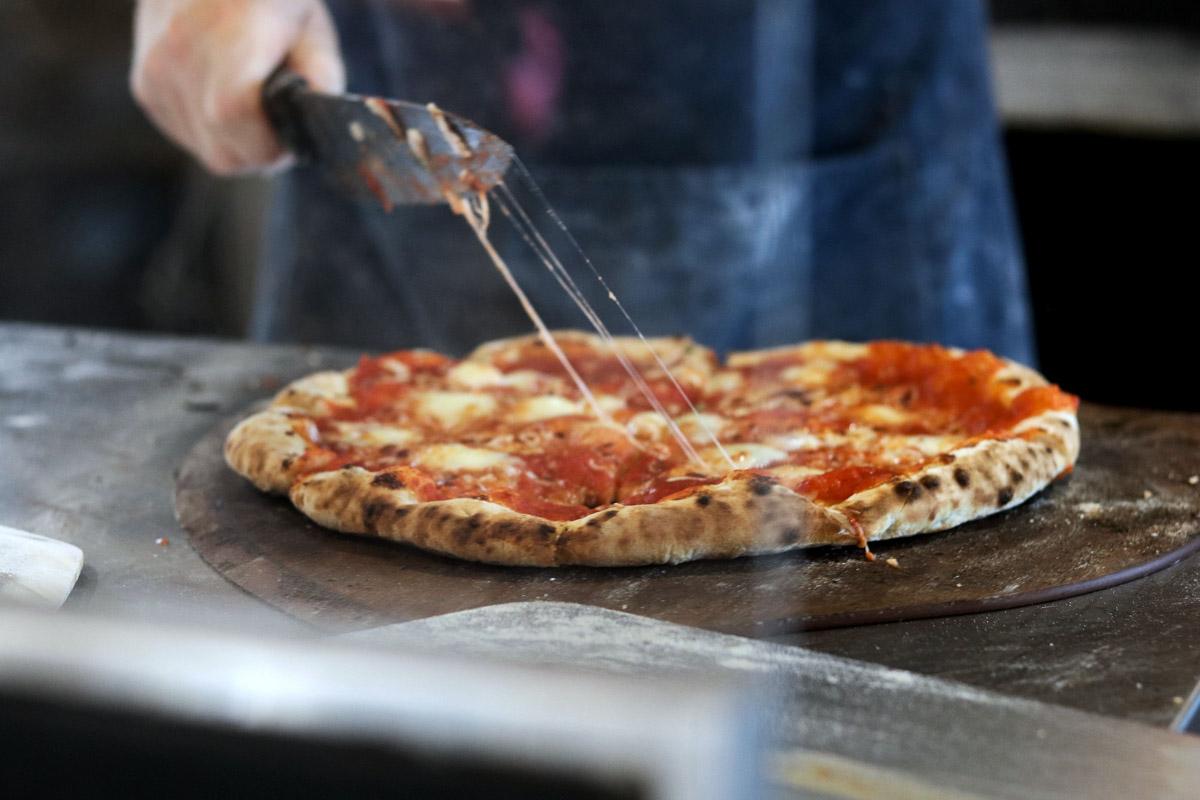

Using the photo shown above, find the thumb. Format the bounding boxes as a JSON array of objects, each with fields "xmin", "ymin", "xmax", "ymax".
[{"xmin": 290, "ymin": 2, "xmax": 346, "ymax": 93}]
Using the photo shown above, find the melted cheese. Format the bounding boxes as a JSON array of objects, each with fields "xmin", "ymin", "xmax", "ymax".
[
  {"xmin": 412, "ymin": 444, "xmax": 513, "ymax": 472},
  {"xmin": 781, "ymin": 361, "xmax": 835, "ymax": 387},
  {"xmin": 626, "ymin": 411, "xmax": 668, "ymax": 440},
  {"xmin": 723, "ymin": 443, "xmax": 788, "ymax": 469},
  {"xmin": 763, "ymin": 464, "xmax": 824, "ymax": 483},
  {"xmin": 509, "ymin": 395, "xmax": 585, "ymax": 424},
  {"xmin": 678, "ymin": 443, "xmax": 789, "ymax": 475},
  {"xmin": 675, "ymin": 412, "xmax": 727, "ymax": 443},
  {"xmin": 707, "ymin": 371, "xmax": 743, "ymax": 395},
  {"xmin": 767, "ymin": 431, "xmax": 844, "ymax": 451},
  {"xmin": 446, "ymin": 362, "xmax": 543, "ymax": 392},
  {"xmin": 414, "ymin": 391, "xmax": 497, "ymax": 430},
  {"xmin": 333, "ymin": 422, "xmax": 418, "ymax": 448},
  {"xmin": 857, "ymin": 403, "xmax": 914, "ymax": 428},
  {"xmin": 446, "ymin": 362, "xmax": 505, "ymax": 389}
]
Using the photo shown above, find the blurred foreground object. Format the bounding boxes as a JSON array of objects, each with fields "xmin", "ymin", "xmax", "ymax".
[{"xmin": 0, "ymin": 524, "xmax": 83, "ymax": 610}]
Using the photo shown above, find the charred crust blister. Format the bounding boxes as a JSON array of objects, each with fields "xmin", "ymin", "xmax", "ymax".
[
  {"xmin": 919, "ymin": 475, "xmax": 941, "ymax": 491},
  {"xmin": 1009, "ymin": 469, "xmax": 1024, "ymax": 485},
  {"xmin": 748, "ymin": 476, "xmax": 775, "ymax": 496},
  {"xmin": 954, "ymin": 467, "xmax": 971, "ymax": 487},
  {"xmin": 695, "ymin": 494, "xmax": 712, "ymax": 507},
  {"xmin": 371, "ymin": 472, "xmax": 405, "ymax": 489},
  {"xmin": 893, "ymin": 480, "xmax": 921, "ymax": 502},
  {"xmin": 998, "ymin": 487, "xmax": 1014, "ymax": 506},
  {"xmin": 362, "ymin": 501, "xmax": 386, "ymax": 531}
]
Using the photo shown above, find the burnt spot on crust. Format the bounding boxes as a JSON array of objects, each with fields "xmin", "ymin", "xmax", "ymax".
[
  {"xmin": 695, "ymin": 493, "xmax": 712, "ymax": 507},
  {"xmin": 465, "ymin": 513, "xmax": 482, "ymax": 530},
  {"xmin": 498, "ymin": 520, "xmax": 529, "ymax": 541},
  {"xmin": 1000, "ymin": 376, "xmax": 1022, "ymax": 386},
  {"xmin": 535, "ymin": 523, "xmax": 555, "ymax": 543},
  {"xmin": 749, "ymin": 475, "xmax": 776, "ymax": 496},
  {"xmin": 362, "ymin": 501, "xmax": 386, "ymax": 532},
  {"xmin": 394, "ymin": 507, "xmax": 409, "ymax": 518},
  {"xmin": 777, "ymin": 527, "xmax": 801, "ymax": 545},
  {"xmin": 998, "ymin": 487, "xmax": 1014, "ymax": 506},
  {"xmin": 954, "ymin": 467, "xmax": 971, "ymax": 488},
  {"xmin": 1009, "ymin": 469, "xmax": 1024, "ymax": 485},
  {"xmin": 919, "ymin": 475, "xmax": 941, "ymax": 491},
  {"xmin": 604, "ymin": 509, "xmax": 620, "ymax": 520},
  {"xmin": 371, "ymin": 472, "xmax": 405, "ymax": 489},
  {"xmin": 939, "ymin": 453, "xmax": 957, "ymax": 464},
  {"xmin": 894, "ymin": 481, "xmax": 921, "ymax": 502},
  {"xmin": 280, "ymin": 457, "xmax": 293, "ymax": 471}
]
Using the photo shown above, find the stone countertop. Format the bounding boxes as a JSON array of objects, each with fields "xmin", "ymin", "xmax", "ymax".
[{"xmin": 1, "ymin": 322, "xmax": 1197, "ymax": 728}]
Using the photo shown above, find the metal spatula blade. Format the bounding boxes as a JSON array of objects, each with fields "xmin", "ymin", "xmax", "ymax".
[{"xmin": 262, "ymin": 68, "xmax": 514, "ymax": 208}]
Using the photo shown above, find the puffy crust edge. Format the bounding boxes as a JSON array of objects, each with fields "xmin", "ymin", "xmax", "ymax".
[
  {"xmin": 836, "ymin": 408, "xmax": 1081, "ymax": 543},
  {"xmin": 290, "ymin": 468, "xmax": 851, "ymax": 567},
  {"xmin": 223, "ymin": 408, "xmax": 310, "ymax": 493}
]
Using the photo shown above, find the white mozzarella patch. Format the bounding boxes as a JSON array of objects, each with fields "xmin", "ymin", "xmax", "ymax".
[
  {"xmin": 675, "ymin": 412, "xmax": 727, "ymax": 443},
  {"xmin": 503, "ymin": 370, "xmax": 543, "ymax": 392},
  {"xmin": 857, "ymin": 403, "xmax": 913, "ymax": 428},
  {"xmin": 767, "ymin": 431, "xmax": 832, "ymax": 451},
  {"xmin": 509, "ymin": 395, "xmax": 586, "ymax": 423},
  {"xmin": 892, "ymin": 434, "xmax": 960, "ymax": 456},
  {"xmin": 781, "ymin": 361, "xmax": 836, "ymax": 387},
  {"xmin": 626, "ymin": 411, "xmax": 668, "ymax": 440},
  {"xmin": 596, "ymin": 394, "xmax": 626, "ymax": 414},
  {"xmin": 763, "ymin": 464, "xmax": 823, "ymax": 484},
  {"xmin": 719, "ymin": 443, "xmax": 789, "ymax": 469},
  {"xmin": 412, "ymin": 444, "xmax": 513, "ymax": 472},
  {"xmin": 707, "ymin": 371, "xmax": 743, "ymax": 395},
  {"xmin": 333, "ymin": 422, "xmax": 419, "ymax": 449},
  {"xmin": 446, "ymin": 361, "xmax": 505, "ymax": 389},
  {"xmin": 414, "ymin": 391, "xmax": 498, "ymax": 429}
]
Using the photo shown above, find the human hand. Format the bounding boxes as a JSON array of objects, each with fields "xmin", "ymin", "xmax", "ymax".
[{"xmin": 131, "ymin": 0, "xmax": 345, "ymax": 175}]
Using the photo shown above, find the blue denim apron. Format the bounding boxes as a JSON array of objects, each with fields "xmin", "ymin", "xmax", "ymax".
[{"xmin": 253, "ymin": 0, "xmax": 1034, "ymax": 364}]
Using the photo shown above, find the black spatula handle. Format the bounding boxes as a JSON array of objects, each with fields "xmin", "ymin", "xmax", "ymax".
[{"xmin": 262, "ymin": 66, "xmax": 317, "ymax": 161}]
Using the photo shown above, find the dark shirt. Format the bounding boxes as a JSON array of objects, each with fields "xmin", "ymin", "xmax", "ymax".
[{"xmin": 254, "ymin": 0, "xmax": 1034, "ymax": 364}]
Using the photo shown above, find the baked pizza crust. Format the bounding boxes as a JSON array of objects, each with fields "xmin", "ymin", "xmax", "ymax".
[
  {"xmin": 225, "ymin": 333, "xmax": 1081, "ymax": 567},
  {"xmin": 284, "ymin": 406, "xmax": 1077, "ymax": 566}
]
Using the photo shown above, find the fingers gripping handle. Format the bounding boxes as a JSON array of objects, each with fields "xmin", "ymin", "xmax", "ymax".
[{"xmin": 262, "ymin": 65, "xmax": 317, "ymax": 162}]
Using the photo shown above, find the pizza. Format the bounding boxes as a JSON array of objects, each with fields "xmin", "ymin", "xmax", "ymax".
[{"xmin": 224, "ymin": 332, "xmax": 1080, "ymax": 566}]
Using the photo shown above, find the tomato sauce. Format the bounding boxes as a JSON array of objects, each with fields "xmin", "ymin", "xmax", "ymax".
[
  {"xmin": 288, "ymin": 341, "xmax": 1077, "ymax": 522},
  {"xmin": 796, "ymin": 465, "xmax": 897, "ymax": 504}
]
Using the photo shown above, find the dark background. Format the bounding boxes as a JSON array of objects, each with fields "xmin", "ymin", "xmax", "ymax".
[{"xmin": 0, "ymin": 1, "xmax": 1196, "ymax": 409}]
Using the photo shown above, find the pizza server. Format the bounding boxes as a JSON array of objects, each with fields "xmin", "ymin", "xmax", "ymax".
[{"xmin": 261, "ymin": 67, "xmax": 513, "ymax": 210}]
